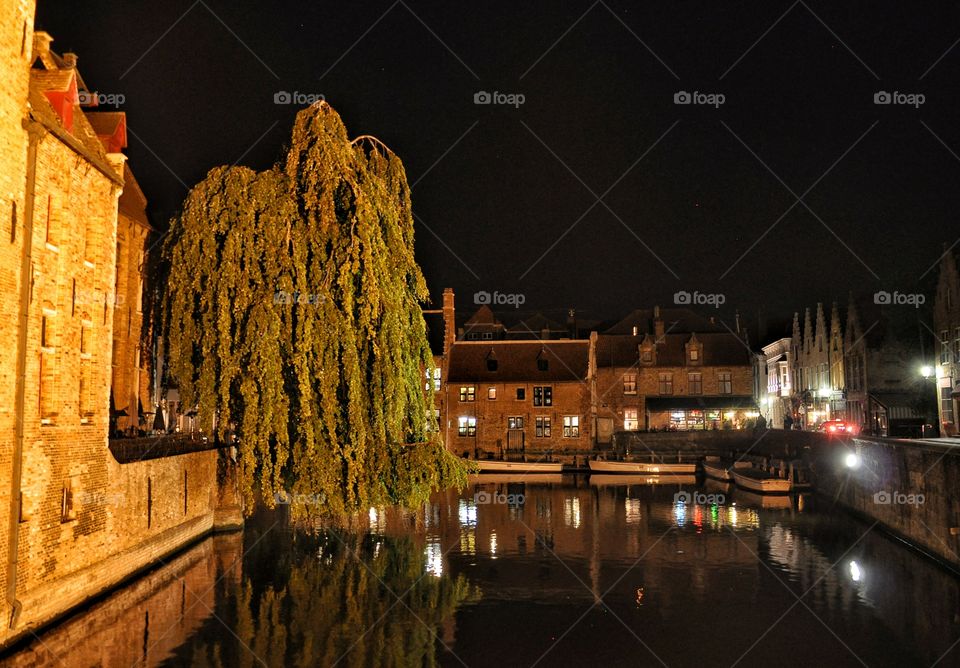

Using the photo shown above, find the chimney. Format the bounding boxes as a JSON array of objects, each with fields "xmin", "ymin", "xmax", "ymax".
[
  {"xmin": 32, "ymin": 31, "xmax": 52, "ymax": 60},
  {"xmin": 62, "ymin": 52, "xmax": 77, "ymax": 68},
  {"xmin": 654, "ymin": 305, "xmax": 665, "ymax": 340},
  {"xmin": 442, "ymin": 288, "xmax": 455, "ymax": 357},
  {"xmin": 567, "ymin": 308, "xmax": 576, "ymax": 339}
]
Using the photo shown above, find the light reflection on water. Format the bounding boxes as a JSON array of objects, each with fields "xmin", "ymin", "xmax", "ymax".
[{"xmin": 4, "ymin": 478, "xmax": 960, "ymax": 667}]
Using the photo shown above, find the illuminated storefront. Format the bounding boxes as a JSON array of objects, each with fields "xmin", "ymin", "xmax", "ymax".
[{"xmin": 645, "ymin": 397, "xmax": 759, "ymax": 430}]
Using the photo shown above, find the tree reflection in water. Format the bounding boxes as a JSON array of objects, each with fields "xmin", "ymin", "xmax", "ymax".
[{"xmin": 178, "ymin": 513, "xmax": 474, "ymax": 668}]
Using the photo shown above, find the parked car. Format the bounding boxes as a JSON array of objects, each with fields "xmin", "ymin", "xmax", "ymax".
[{"xmin": 818, "ymin": 420, "xmax": 857, "ymax": 435}]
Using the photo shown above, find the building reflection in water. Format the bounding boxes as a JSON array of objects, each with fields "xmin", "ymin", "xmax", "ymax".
[{"xmin": 4, "ymin": 479, "xmax": 959, "ymax": 667}]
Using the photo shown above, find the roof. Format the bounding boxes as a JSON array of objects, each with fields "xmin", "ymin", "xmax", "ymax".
[
  {"xmin": 594, "ymin": 332, "xmax": 752, "ymax": 368},
  {"xmin": 605, "ymin": 308, "xmax": 725, "ymax": 335},
  {"xmin": 464, "ymin": 305, "xmax": 500, "ymax": 326},
  {"xmin": 447, "ymin": 340, "xmax": 589, "ymax": 383}
]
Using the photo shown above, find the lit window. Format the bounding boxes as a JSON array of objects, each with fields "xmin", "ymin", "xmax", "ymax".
[
  {"xmin": 459, "ymin": 386, "xmax": 475, "ymax": 402},
  {"xmin": 562, "ymin": 415, "xmax": 579, "ymax": 438},
  {"xmin": 622, "ymin": 373, "xmax": 637, "ymax": 395},
  {"xmin": 425, "ymin": 408, "xmax": 440, "ymax": 431},
  {"xmin": 641, "ymin": 347, "xmax": 653, "ymax": 363},
  {"xmin": 458, "ymin": 416, "xmax": 477, "ymax": 437},
  {"xmin": 425, "ymin": 368, "xmax": 441, "ymax": 391},
  {"xmin": 533, "ymin": 386, "xmax": 552, "ymax": 406},
  {"xmin": 487, "ymin": 387, "xmax": 497, "ymax": 400},
  {"xmin": 718, "ymin": 372, "xmax": 732, "ymax": 395},
  {"xmin": 688, "ymin": 372, "xmax": 702, "ymax": 395},
  {"xmin": 536, "ymin": 416, "xmax": 551, "ymax": 437},
  {"xmin": 689, "ymin": 348, "xmax": 700, "ymax": 362},
  {"xmin": 658, "ymin": 373, "xmax": 673, "ymax": 395},
  {"xmin": 508, "ymin": 416, "xmax": 524, "ymax": 429},
  {"xmin": 624, "ymin": 409, "xmax": 638, "ymax": 431}
]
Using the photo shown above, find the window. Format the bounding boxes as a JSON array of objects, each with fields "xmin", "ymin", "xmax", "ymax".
[
  {"xmin": 44, "ymin": 194, "xmax": 57, "ymax": 248},
  {"xmin": 424, "ymin": 368, "xmax": 440, "ymax": 391},
  {"xmin": 425, "ymin": 408, "xmax": 440, "ymax": 431},
  {"xmin": 60, "ymin": 479, "xmax": 76, "ymax": 523},
  {"xmin": 942, "ymin": 331, "xmax": 950, "ymax": 364},
  {"xmin": 954, "ymin": 327, "xmax": 960, "ymax": 363},
  {"xmin": 508, "ymin": 416, "xmax": 524, "ymax": 429},
  {"xmin": 624, "ymin": 408, "xmax": 638, "ymax": 431},
  {"xmin": 658, "ymin": 373, "xmax": 673, "ymax": 395},
  {"xmin": 562, "ymin": 415, "xmax": 579, "ymax": 438},
  {"xmin": 689, "ymin": 348, "xmax": 700, "ymax": 362},
  {"xmin": 718, "ymin": 372, "xmax": 732, "ymax": 394},
  {"xmin": 622, "ymin": 373, "xmax": 637, "ymax": 395},
  {"xmin": 459, "ymin": 386, "xmax": 475, "ymax": 402},
  {"xmin": 458, "ymin": 416, "xmax": 477, "ymax": 437},
  {"xmin": 641, "ymin": 347, "xmax": 653, "ymax": 363},
  {"xmin": 79, "ymin": 361, "xmax": 93, "ymax": 422},
  {"xmin": 688, "ymin": 372, "xmax": 702, "ymax": 395},
  {"xmin": 487, "ymin": 387, "xmax": 497, "ymax": 400},
  {"xmin": 516, "ymin": 387, "xmax": 525, "ymax": 400},
  {"xmin": 481, "ymin": 332, "xmax": 493, "ymax": 340},
  {"xmin": 536, "ymin": 416, "xmax": 551, "ymax": 437},
  {"xmin": 537, "ymin": 358, "xmax": 548, "ymax": 371},
  {"xmin": 79, "ymin": 318, "xmax": 91, "ymax": 356},
  {"xmin": 533, "ymin": 386, "xmax": 552, "ymax": 406},
  {"xmin": 486, "ymin": 358, "xmax": 498, "ymax": 371}
]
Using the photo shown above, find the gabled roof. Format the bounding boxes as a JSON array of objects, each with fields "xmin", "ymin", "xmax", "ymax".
[
  {"xmin": 464, "ymin": 305, "xmax": 500, "ymax": 326},
  {"xmin": 594, "ymin": 332, "xmax": 752, "ymax": 368},
  {"xmin": 447, "ymin": 340, "xmax": 589, "ymax": 383}
]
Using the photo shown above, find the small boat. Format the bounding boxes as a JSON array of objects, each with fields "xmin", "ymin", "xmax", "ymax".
[
  {"xmin": 588, "ymin": 459, "xmax": 697, "ymax": 475},
  {"xmin": 731, "ymin": 468, "xmax": 792, "ymax": 494},
  {"xmin": 476, "ymin": 460, "xmax": 563, "ymax": 474},
  {"xmin": 589, "ymin": 474, "xmax": 697, "ymax": 487},
  {"xmin": 702, "ymin": 459, "xmax": 753, "ymax": 482},
  {"xmin": 467, "ymin": 473, "xmax": 563, "ymax": 484}
]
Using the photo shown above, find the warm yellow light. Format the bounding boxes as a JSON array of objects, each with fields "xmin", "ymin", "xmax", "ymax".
[{"xmin": 920, "ymin": 365, "xmax": 933, "ymax": 378}]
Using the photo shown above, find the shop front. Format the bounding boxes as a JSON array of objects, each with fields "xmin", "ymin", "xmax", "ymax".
[{"xmin": 644, "ymin": 396, "xmax": 759, "ymax": 431}]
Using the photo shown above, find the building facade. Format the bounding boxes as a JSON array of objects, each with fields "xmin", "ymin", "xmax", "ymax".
[
  {"xmin": 791, "ymin": 303, "xmax": 846, "ymax": 428},
  {"xmin": 760, "ymin": 337, "xmax": 793, "ymax": 428},
  {"xmin": 933, "ymin": 248, "xmax": 960, "ymax": 436}
]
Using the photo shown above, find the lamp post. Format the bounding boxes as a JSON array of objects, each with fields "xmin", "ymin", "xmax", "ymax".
[{"xmin": 919, "ymin": 365, "xmax": 936, "ymax": 438}]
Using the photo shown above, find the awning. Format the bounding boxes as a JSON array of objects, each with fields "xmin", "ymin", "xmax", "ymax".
[{"xmin": 644, "ymin": 396, "xmax": 757, "ymax": 411}]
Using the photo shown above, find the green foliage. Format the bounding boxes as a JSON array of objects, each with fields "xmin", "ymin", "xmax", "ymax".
[{"xmin": 163, "ymin": 102, "xmax": 465, "ymax": 515}]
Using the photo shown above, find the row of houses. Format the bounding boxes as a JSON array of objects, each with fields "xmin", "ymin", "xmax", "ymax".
[
  {"xmin": 424, "ymin": 290, "xmax": 756, "ymax": 457},
  {"xmin": 756, "ymin": 297, "xmax": 936, "ymax": 438}
]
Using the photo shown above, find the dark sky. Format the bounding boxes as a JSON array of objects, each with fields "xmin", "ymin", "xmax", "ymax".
[{"xmin": 36, "ymin": 1, "xmax": 960, "ymax": 327}]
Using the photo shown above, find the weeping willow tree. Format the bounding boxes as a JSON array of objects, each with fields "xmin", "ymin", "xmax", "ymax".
[{"xmin": 163, "ymin": 101, "xmax": 466, "ymax": 514}]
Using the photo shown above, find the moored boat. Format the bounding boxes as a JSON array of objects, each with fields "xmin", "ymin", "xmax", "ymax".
[
  {"xmin": 589, "ymin": 474, "xmax": 697, "ymax": 487},
  {"xmin": 731, "ymin": 468, "xmax": 792, "ymax": 494},
  {"xmin": 467, "ymin": 473, "xmax": 563, "ymax": 484},
  {"xmin": 476, "ymin": 460, "xmax": 563, "ymax": 474},
  {"xmin": 702, "ymin": 459, "xmax": 752, "ymax": 482},
  {"xmin": 588, "ymin": 459, "xmax": 697, "ymax": 475}
]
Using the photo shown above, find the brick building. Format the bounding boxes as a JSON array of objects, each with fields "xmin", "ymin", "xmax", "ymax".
[
  {"xmin": 0, "ymin": 8, "xmax": 239, "ymax": 648},
  {"xmin": 592, "ymin": 306, "xmax": 755, "ymax": 439},
  {"xmin": 933, "ymin": 247, "xmax": 960, "ymax": 435},
  {"xmin": 790, "ymin": 303, "xmax": 846, "ymax": 428}
]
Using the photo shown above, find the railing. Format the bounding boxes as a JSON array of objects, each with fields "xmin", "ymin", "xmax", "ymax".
[{"xmin": 108, "ymin": 433, "xmax": 223, "ymax": 464}]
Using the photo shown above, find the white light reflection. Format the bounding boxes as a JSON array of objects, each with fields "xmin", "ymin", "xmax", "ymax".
[
  {"xmin": 849, "ymin": 560, "xmax": 862, "ymax": 582},
  {"xmin": 458, "ymin": 498, "xmax": 477, "ymax": 527},
  {"xmin": 368, "ymin": 507, "xmax": 386, "ymax": 533},
  {"xmin": 674, "ymin": 501, "xmax": 687, "ymax": 526},
  {"xmin": 563, "ymin": 497, "xmax": 581, "ymax": 528},
  {"xmin": 425, "ymin": 539, "xmax": 443, "ymax": 577},
  {"xmin": 490, "ymin": 530, "xmax": 498, "ymax": 558},
  {"xmin": 625, "ymin": 498, "xmax": 642, "ymax": 525}
]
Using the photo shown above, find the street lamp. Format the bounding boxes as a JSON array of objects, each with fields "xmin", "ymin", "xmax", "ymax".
[{"xmin": 920, "ymin": 365, "xmax": 933, "ymax": 379}]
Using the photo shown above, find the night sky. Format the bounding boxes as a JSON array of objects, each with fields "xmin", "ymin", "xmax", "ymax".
[{"xmin": 36, "ymin": 1, "xmax": 960, "ymax": 326}]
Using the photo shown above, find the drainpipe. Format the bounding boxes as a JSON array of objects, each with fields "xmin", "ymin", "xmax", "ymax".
[{"xmin": 8, "ymin": 120, "xmax": 44, "ymax": 628}]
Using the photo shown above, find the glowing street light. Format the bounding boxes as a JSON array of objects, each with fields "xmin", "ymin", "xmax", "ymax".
[
  {"xmin": 845, "ymin": 452, "xmax": 861, "ymax": 469},
  {"xmin": 920, "ymin": 365, "xmax": 933, "ymax": 379}
]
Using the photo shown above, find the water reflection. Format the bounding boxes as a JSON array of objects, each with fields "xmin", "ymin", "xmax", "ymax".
[{"xmin": 4, "ymin": 478, "xmax": 960, "ymax": 667}]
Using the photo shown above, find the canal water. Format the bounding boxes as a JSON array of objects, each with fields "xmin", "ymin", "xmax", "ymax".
[{"xmin": 5, "ymin": 476, "xmax": 960, "ymax": 667}]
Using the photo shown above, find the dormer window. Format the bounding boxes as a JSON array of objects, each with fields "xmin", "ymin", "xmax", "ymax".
[
  {"xmin": 537, "ymin": 349, "xmax": 548, "ymax": 372},
  {"xmin": 487, "ymin": 358, "xmax": 498, "ymax": 372}
]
